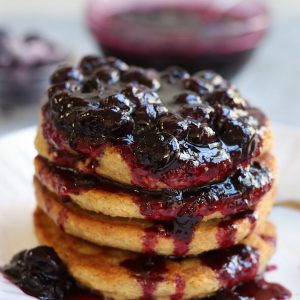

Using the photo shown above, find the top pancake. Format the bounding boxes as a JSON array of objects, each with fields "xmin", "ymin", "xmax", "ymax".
[{"xmin": 37, "ymin": 55, "xmax": 272, "ymax": 190}]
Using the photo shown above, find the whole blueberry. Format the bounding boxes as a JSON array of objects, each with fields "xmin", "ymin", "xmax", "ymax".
[
  {"xmin": 121, "ymin": 67, "xmax": 160, "ymax": 90},
  {"xmin": 208, "ymin": 89, "xmax": 247, "ymax": 110},
  {"xmin": 50, "ymin": 66, "xmax": 83, "ymax": 84},
  {"xmin": 93, "ymin": 65, "xmax": 120, "ymax": 84},
  {"xmin": 157, "ymin": 113, "xmax": 188, "ymax": 138},
  {"xmin": 122, "ymin": 85, "xmax": 162, "ymax": 107},
  {"xmin": 101, "ymin": 93, "xmax": 134, "ymax": 112},
  {"xmin": 79, "ymin": 55, "xmax": 106, "ymax": 75},
  {"xmin": 184, "ymin": 78, "xmax": 214, "ymax": 97},
  {"xmin": 161, "ymin": 66, "xmax": 190, "ymax": 84},
  {"xmin": 75, "ymin": 107, "xmax": 134, "ymax": 139},
  {"xmin": 180, "ymin": 104, "xmax": 215, "ymax": 124},
  {"xmin": 173, "ymin": 92, "xmax": 202, "ymax": 105},
  {"xmin": 187, "ymin": 121, "xmax": 217, "ymax": 145},
  {"xmin": 135, "ymin": 131, "xmax": 180, "ymax": 170}
]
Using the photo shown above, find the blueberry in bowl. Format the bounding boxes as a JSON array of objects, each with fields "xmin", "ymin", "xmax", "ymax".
[{"xmin": 0, "ymin": 30, "xmax": 70, "ymax": 109}]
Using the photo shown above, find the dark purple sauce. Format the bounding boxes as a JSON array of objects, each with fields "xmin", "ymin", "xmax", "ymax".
[
  {"xmin": 201, "ymin": 245, "xmax": 259, "ymax": 288},
  {"xmin": 120, "ymin": 255, "xmax": 167, "ymax": 300},
  {"xmin": 87, "ymin": 3, "xmax": 268, "ymax": 77},
  {"xmin": 42, "ymin": 56, "xmax": 268, "ymax": 190},
  {"xmin": 2, "ymin": 246, "xmax": 291, "ymax": 300},
  {"xmin": 204, "ymin": 278, "xmax": 291, "ymax": 299},
  {"xmin": 142, "ymin": 213, "xmax": 202, "ymax": 256},
  {"xmin": 217, "ymin": 211, "xmax": 257, "ymax": 248},
  {"xmin": 36, "ymin": 156, "xmax": 272, "ymax": 222}
]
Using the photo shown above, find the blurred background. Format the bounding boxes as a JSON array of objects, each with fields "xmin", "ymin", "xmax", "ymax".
[{"xmin": 0, "ymin": 0, "xmax": 299, "ymax": 135}]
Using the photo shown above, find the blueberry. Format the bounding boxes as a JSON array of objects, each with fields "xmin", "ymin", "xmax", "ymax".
[
  {"xmin": 2, "ymin": 246, "xmax": 74, "ymax": 300},
  {"xmin": 75, "ymin": 107, "xmax": 134, "ymax": 139},
  {"xmin": 48, "ymin": 82, "xmax": 72, "ymax": 99},
  {"xmin": 93, "ymin": 65, "xmax": 120, "ymax": 84},
  {"xmin": 208, "ymin": 89, "xmax": 247, "ymax": 109},
  {"xmin": 106, "ymin": 56, "xmax": 129, "ymax": 72},
  {"xmin": 81, "ymin": 79, "xmax": 100, "ymax": 93},
  {"xmin": 161, "ymin": 66, "xmax": 190, "ymax": 84},
  {"xmin": 219, "ymin": 118, "xmax": 256, "ymax": 157},
  {"xmin": 50, "ymin": 95, "xmax": 87, "ymax": 117},
  {"xmin": 135, "ymin": 132, "xmax": 180, "ymax": 169},
  {"xmin": 184, "ymin": 78, "xmax": 214, "ymax": 97},
  {"xmin": 134, "ymin": 104, "xmax": 167, "ymax": 128},
  {"xmin": 194, "ymin": 70, "xmax": 225, "ymax": 87},
  {"xmin": 79, "ymin": 55, "xmax": 106, "ymax": 75},
  {"xmin": 157, "ymin": 113, "xmax": 188, "ymax": 138},
  {"xmin": 121, "ymin": 85, "xmax": 162, "ymax": 107},
  {"xmin": 50, "ymin": 95, "xmax": 87, "ymax": 132},
  {"xmin": 187, "ymin": 121, "xmax": 216, "ymax": 145},
  {"xmin": 50, "ymin": 66, "xmax": 83, "ymax": 84},
  {"xmin": 121, "ymin": 67, "xmax": 160, "ymax": 90},
  {"xmin": 173, "ymin": 92, "xmax": 202, "ymax": 105},
  {"xmin": 180, "ymin": 104, "xmax": 215, "ymax": 123},
  {"xmin": 101, "ymin": 93, "xmax": 134, "ymax": 112}
]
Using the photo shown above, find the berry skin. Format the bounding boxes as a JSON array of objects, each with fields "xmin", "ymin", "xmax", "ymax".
[
  {"xmin": 161, "ymin": 66, "xmax": 190, "ymax": 84},
  {"xmin": 173, "ymin": 92, "xmax": 202, "ymax": 105},
  {"xmin": 101, "ymin": 93, "xmax": 134, "ymax": 112},
  {"xmin": 75, "ymin": 107, "xmax": 134, "ymax": 139},
  {"xmin": 187, "ymin": 121, "xmax": 217, "ymax": 145},
  {"xmin": 208, "ymin": 89, "xmax": 247, "ymax": 110},
  {"xmin": 106, "ymin": 56, "xmax": 129, "ymax": 72},
  {"xmin": 93, "ymin": 65, "xmax": 120, "ymax": 84},
  {"xmin": 180, "ymin": 104, "xmax": 215, "ymax": 124},
  {"xmin": 194, "ymin": 70, "xmax": 225, "ymax": 87},
  {"xmin": 184, "ymin": 77, "xmax": 214, "ymax": 97},
  {"xmin": 79, "ymin": 55, "xmax": 106, "ymax": 75},
  {"xmin": 135, "ymin": 131, "xmax": 180, "ymax": 170},
  {"xmin": 50, "ymin": 66, "xmax": 83, "ymax": 84},
  {"xmin": 157, "ymin": 113, "xmax": 188, "ymax": 138},
  {"xmin": 121, "ymin": 85, "xmax": 162, "ymax": 107},
  {"xmin": 121, "ymin": 67, "xmax": 160, "ymax": 90}
]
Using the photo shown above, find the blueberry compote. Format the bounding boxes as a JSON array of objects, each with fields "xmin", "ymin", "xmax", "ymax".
[
  {"xmin": 42, "ymin": 56, "xmax": 268, "ymax": 190},
  {"xmin": 37, "ymin": 156, "xmax": 272, "ymax": 255},
  {"xmin": 87, "ymin": 1, "xmax": 269, "ymax": 77},
  {"xmin": 1, "ymin": 246, "xmax": 106, "ymax": 300},
  {"xmin": 2, "ymin": 246, "xmax": 291, "ymax": 300},
  {"xmin": 120, "ymin": 245, "xmax": 291, "ymax": 300},
  {"xmin": 37, "ymin": 156, "xmax": 272, "ymax": 222},
  {"xmin": 2, "ymin": 246, "xmax": 74, "ymax": 299}
]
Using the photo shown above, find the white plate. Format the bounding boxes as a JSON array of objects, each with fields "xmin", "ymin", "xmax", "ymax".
[{"xmin": 0, "ymin": 125, "xmax": 300, "ymax": 299}]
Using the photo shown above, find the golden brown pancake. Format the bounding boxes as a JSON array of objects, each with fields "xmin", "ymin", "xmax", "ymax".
[
  {"xmin": 35, "ymin": 125, "xmax": 273, "ymax": 190},
  {"xmin": 34, "ymin": 152, "xmax": 276, "ymax": 222},
  {"xmin": 34, "ymin": 208, "xmax": 276, "ymax": 300},
  {"xmin": 34, "ymin": 178, "xmax": 275, "ymax": 256}
]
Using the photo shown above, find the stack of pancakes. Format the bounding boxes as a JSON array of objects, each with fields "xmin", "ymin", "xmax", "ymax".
[{"xmin": 33, "ymin": 56, "xmax": 277, "ymax": 299}]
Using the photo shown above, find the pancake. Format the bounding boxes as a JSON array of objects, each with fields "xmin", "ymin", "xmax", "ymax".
[
  {"xmin": 35, "ymin": 125, "xmax": 273, "ymax": 191},
  {"xmin": 34, "ymin": 152, "xmax": 275, "ymax": 221},
  {"xmin": 34, "ymin": 178, "xmax": 275, "ymax": 256},
  {"xmin": 34, "ymin": 208, "xmax": 276, "ymax": 300}
]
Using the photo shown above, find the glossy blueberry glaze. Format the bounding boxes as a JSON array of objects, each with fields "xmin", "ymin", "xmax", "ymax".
[
  {"xmin": 42, "ymin": 56, "xmax": 267, "ymax": 190},
  {"xmin": 36, "ymin": 156, "xmax": 273, "ymax": 222}
]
